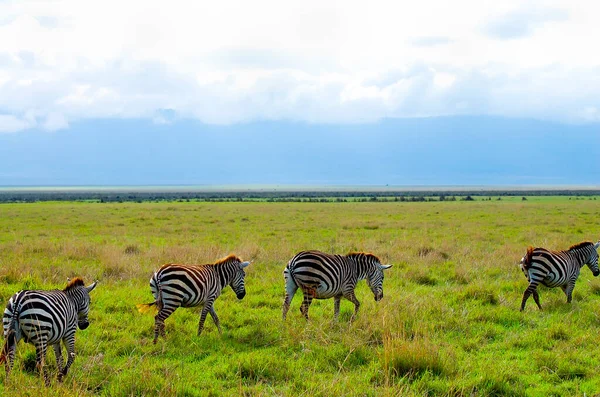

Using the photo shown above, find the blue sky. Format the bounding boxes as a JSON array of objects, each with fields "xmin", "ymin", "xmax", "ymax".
[{"xmin": 0, "ymin": 1, "xmax": 599, "ymax": 186}]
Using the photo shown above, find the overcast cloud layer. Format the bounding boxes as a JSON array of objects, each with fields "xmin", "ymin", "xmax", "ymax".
[{"xmin": 1, "ymin": 0, "xmax": 600, "ymax": 133}]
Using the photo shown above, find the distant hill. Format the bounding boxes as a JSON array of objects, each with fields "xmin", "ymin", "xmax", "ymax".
[{"xmin": 1, "ymin": 116, "xmax": 598, "ymax": 186}]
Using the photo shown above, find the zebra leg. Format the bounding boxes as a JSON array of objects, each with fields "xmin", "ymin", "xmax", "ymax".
[
  {"xmin": 154, "ymin": 304, "xmax": 178, "ymax": 344},
  {"xmin": 282, "ymin": 272, "xmax": 298, "ymax": 321},
  {"xmin": 35, "ymin": 342, "xmax": 50, "ymax": 386},
  {"xmin": 198, "ymin": 299, "xmax": 216, "ymax": 336},
  {"xmin": 560, "ymin": 285, "xmax": 568, "ymax": 302},
  {"xmin": 521, "ymin": 282, "xmax": 540, "ymax": 311},
  {"xmin": 208, "ymin": 305, "xmax": 222, "ymax": 334},
  {"xmin": 333, "ymin": 296, "xmax": 342, "ymax": 321},
  {"xmin": 562, "ymin": 283, "xmax": 575, "ymax": 303},
  {"xmin": 343, "ymin": 290, "xmax": 361, "ymax": 321},
  {"xmin": 57, "ymin": 336, "xmax": 76, "ymax": 382},
  {"xmin": 299, "ymin": 291, "xmax": 314, "ymax": 320},
  {"xmin": 1, "ymin": 330, "xmax": 17, "ymax": 379},
  {"xmin": 53, "ymin": 343, "xmax": 64, "ymax": 373},
  {"xmin": 532, "ymin": 290, "xmax": 542, "ymax": 310}
]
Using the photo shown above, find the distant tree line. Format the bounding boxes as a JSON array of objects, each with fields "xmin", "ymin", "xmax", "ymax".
[{"xmin": 0, "ymin": 189, "xmax": 598, "ymax": 204}]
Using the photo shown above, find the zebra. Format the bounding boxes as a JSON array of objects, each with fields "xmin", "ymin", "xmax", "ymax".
[
  {"xmin": 282, "ymin": 250, "xmax": 392, "ymax": 321},
  {"xmin": 0, "ymin": 278, "xmax": 98, "ymax": 386},
  {"xmin": 519, "ymin": 241, "xmax": 600, "ymax": 311},
  {"xmin": 137, "ymin": 254, "xmax": 250, "ymax": 344}
]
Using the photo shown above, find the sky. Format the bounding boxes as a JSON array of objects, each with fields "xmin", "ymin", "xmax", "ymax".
[{"xmin": 0, "ymin": 0, "xmax": 599, "ymax": 186}]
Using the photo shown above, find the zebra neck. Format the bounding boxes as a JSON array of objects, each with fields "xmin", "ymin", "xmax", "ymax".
[
  {"xmin": 64, "ymin": 288, "xmax": 82, "ymax": 308},
  {"xmin": 570, "ymin": 248, "xmax": 591, "ymax": 267},
  {"xmin": 349, "ymin": 258, "xmax": 370, "ymax": 280},
  {"xmin": 215, "ymin": 263, "xmax": 233, "ymax": 289}
]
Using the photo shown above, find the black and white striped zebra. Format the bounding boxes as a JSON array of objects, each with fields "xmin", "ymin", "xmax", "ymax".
[
  {"xmin": 137, "ymin": 254, "xmax": 250, "ymax": 344},
  {"xmin": 282, "ymin": 250, "xmax": 392, "ymax": 321},
  {"xmin": 519, "ymin": 241, "xmax": 600, "ymax": 311},
  {"xmin": 0, "ymin": 278, "xmax": 98, "ymax": 385}
]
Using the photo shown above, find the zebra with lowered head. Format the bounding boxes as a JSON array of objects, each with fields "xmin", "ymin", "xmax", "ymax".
[
  {"xmin": 282, "ymin": 250, "xmax": 392, "ymax": 321},
  {"xmin": 0, "ymin": 278, "xmax": 98, "ymax": 385},
  {"xmin": 519, "ymin": 241, "xmax": 600, "ymax": 311},
  {"xmin": 137, "ymin": 254, "xmax": 250, "ymax": 344}
]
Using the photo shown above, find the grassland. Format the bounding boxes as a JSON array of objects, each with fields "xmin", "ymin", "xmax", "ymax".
[{"xmin": 0, "ymin": 197, "xmax": 599, "ymax": 396}]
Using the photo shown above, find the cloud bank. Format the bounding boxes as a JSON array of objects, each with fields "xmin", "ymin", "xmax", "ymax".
[{"xmin": 1, "ymin": 0, "xmax": 599, "ymax": 132}]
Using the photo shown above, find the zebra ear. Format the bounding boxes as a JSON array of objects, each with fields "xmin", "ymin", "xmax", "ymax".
[
  {"xmin": 380, "ymin": 264, "xmax": 392, "ymax": 270},
  {"xmin": 241, "ymin": 261, "xmax": 251, "ymax": 268},
  {"xmin": 595, "ymin": 241, "xmax": 600, "ymax": 249},
  {"xmin": 86, "ymin": 280, "xmax": 98, "ymax": 293}
]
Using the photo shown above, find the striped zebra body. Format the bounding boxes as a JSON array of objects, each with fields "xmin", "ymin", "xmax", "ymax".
[
  {"xmin": 520, "ymin": 241, "xmax": 600, "ymax": 311},
  {"xmin": 0, "ymin": 278, "xmax": 97, "ymax": 385},
  {"xmin": 139, "ymin": 254, "xmax": 250, "ymax": 344},
  {"xmin": 282, "ymin": 250, "xmax": 392, "ymax": 321}
]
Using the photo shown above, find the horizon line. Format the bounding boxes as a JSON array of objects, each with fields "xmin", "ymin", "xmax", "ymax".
[{"xmin": 1, "ymin": 184, "xmax": 600, "ymax": 193}]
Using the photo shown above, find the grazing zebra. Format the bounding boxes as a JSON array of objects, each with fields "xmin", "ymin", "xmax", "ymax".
[
  {"xmin": 0, "ymin": 278, "xmax": 98, "ymax": 385},
  {"xmin": 137, "ymin": 254, "xmax": 250, "ymax": 344},
  {"xmin": 519, "ymin": 241, "xmax": 600, "ymax": 311},
  {"xmin": 282, "ymin": 250, "xmax": 392, "ymax": 321}
]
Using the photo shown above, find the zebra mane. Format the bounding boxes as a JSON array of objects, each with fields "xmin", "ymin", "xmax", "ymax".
[
  {"xmin": 568, "ymin": 241, "xmax": 594, "ymax": 251},
  {"xmin": 64, "ymin": 277, "xmax": 85, "ymax": 291},
  {"xmin": 213, "ymin": 254, "xmax": 242, "ymax": 266},
  {"xmin": 346, "ymin": 252, "xmax": 381, "ymax": 263}
]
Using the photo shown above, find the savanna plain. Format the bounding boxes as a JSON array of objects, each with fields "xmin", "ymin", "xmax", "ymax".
[{"xmin": 1, "ymin": 198, "xmax": 599, "ymax": 396}]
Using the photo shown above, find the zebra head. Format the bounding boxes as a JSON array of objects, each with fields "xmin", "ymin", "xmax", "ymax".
[
  {"xmin": 367, "ymin": 263, "xmax": 393, "ymax": 302},
  {"xmin": 64, "ymin": 278, "xmax": 98, "ymax": 330},
  {"xmin": 230, "ymin": 261, "xmax": 250, "ymax": 300},
  {"xmin": 588, "ymin": 242, "xmax": 600, "ymax": 277}
]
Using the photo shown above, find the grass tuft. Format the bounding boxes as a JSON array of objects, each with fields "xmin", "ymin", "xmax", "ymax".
[
  {"xmin": 417, "ymin": 247, "xmax": 435, "ymax": 257},
  {"xmin": 460, "ymin": 285, "xmax": 499, "ymax": 305},
  {"xmin": 548, "ymin": 326, "xmax": 570, "ymax": 341},
  {"xmin": 382, "ymin": 336, "xmax": 449, "ymax": 380},
  {"xmin": 408, "ymin": 271, "xmax": 438, "ymax": 286},
  {"xmin": 124, "ymin": 245, "xmax": 141, "ymax": 255},
  {"xmin": 235, "ymin": 353, "xmax": 290, "ymax": 383}
]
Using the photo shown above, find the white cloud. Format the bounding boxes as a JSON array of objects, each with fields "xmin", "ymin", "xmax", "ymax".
[
  {"xmin": 1, "ymin": 0, "xmax": 600, "ymax": 130},
  {"xmin": 43, "ymin": 112, "xmax": 69, "ymax": 131},
  {"xmin": 0, "ymin": 114, "xmax": 35, "ymax": 133},
  {"xmin": 484, "ymin": 6, "xmax": 569, "ymax": 40}
]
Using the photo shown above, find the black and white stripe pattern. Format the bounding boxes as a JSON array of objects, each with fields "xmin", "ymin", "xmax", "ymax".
[
  {"xmin": 0, "ymin": 278, "xmax": 97, "ymax": 385},
  {"xmin": 520, "ymin": 241, "xmax": 600, "ymax": 311},
  {"xmin": 138, "ymin": 254, "xmax": 250, "ymax": 344},
  {"xmin": 282, "ymin": 250, "xmax": 392, "ymax": 321}
]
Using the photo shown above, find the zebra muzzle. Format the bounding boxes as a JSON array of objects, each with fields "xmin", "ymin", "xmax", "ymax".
[
  {"xmin": 78, "ymin": 321, "xmax": 90, "ymax": 330},
  {"xmin": 236, "ymin": 291, "xmax": 246, "ymax": 299}
]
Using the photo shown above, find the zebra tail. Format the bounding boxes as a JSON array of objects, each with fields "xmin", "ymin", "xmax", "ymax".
[
  {"xmin": 154, "ymin": 273, "xmax": 164, "ymax": 311},
  {"xmin": 522, "ymin": 246, "xmax": 534, "ymax": 270},
  {"xmin": 136, "ymin": 301, "xmax": 157, "ymax": 314},
  {"xmin": 137, "ymin": 272, "xmax": 163, "ymax": 314}
]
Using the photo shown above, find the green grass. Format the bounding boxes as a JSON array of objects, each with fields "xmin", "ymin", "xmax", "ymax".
[{"xmin": 0, "ymin": 199, "xmax": 600, "ymax": 396}]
